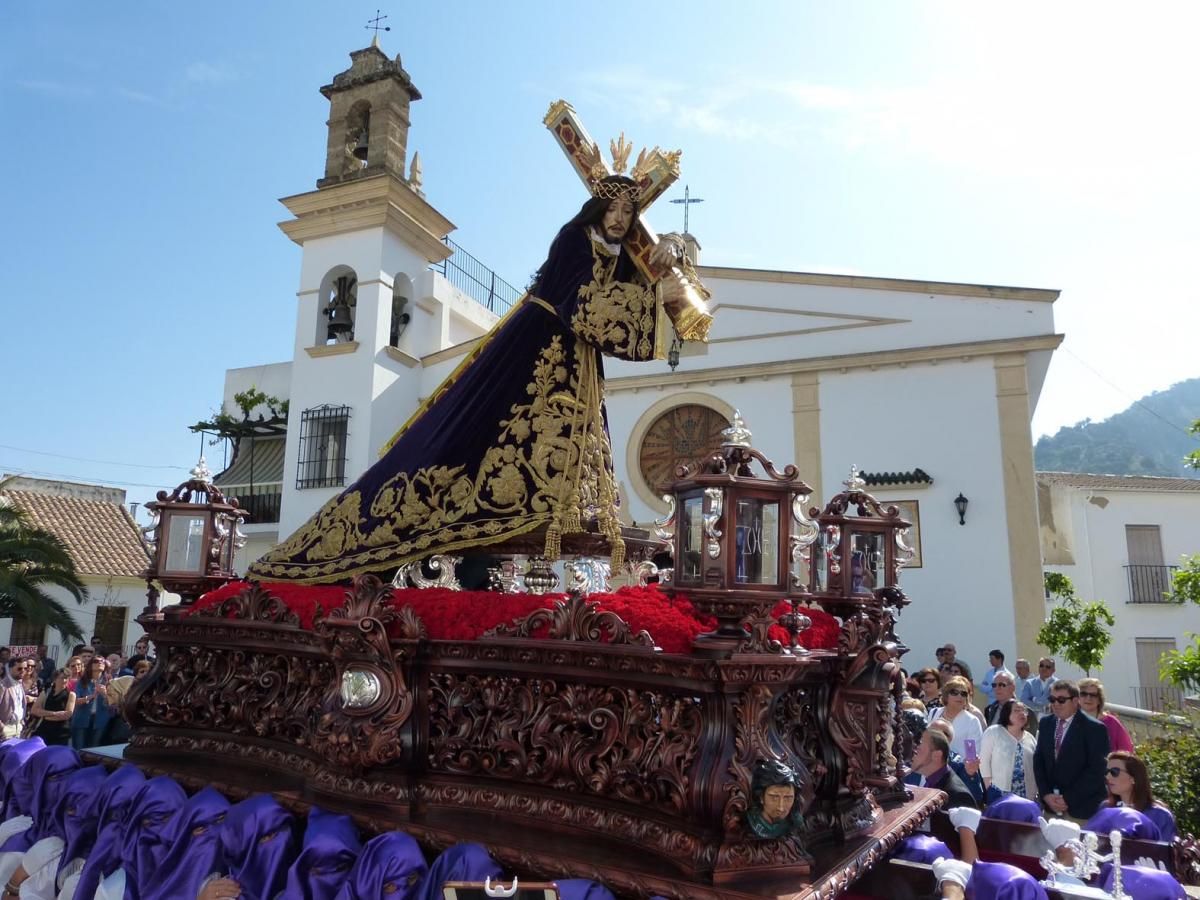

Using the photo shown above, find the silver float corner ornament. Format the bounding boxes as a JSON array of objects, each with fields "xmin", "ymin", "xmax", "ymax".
[
  {"xmin": 720, "ymin": 410, "xmax": 753, "ymax": 448},
  {"xmin": 789, "ymin": 492, "xmax": 818, "ymax": 590},
  {"xmin": 339, "ymin": 669, "xmax": 382, "ymax": 709},
  {"xmin": 842, "ymin": 464, "xmax": 866, "ymax": 494},
  {"xmin": 703, "ymin": 487, "xmax": 724, "ymax": 559}
]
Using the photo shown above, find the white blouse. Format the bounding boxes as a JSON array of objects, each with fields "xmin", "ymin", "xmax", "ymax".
[{"xmin": 979, "ymin": 724, "xmax": 1038, "ymax": 800}]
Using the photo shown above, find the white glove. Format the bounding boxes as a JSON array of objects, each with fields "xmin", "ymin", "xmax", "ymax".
[
  {"xmin": 1134, "ymin": 855, "xmax": 1168, "ymax": 872},
  {"xmin": 948, "ymin": 807, "xmax": 981, "ymax": 833},
  {"xmin": 931, "ymin": 857, "xmax": 972, "ymax": 889},
  {"xmin": 1039, "ymin": 816, "xmax": 1081, "ymax": 849}
]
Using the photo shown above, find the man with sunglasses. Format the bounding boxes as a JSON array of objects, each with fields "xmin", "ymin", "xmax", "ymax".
[
  {"xmin": 1033, "ymin": 680, "xmax": 1110, "ymax": 820},
  {"xmin": 982, "ymin": 671, "xmax": 1016, "ymax": 726}
]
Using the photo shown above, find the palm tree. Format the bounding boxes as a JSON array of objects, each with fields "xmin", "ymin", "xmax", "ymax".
[{"xmin": 0, "ymin": 503, "xmax": 87, "ymax": 643}]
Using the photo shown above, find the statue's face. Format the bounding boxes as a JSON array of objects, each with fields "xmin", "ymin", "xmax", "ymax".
[
  {"xmin": 760, "ymin": 784, "xmax": 795, "ymax": 824},
  {"xmin": 602, "ymin": 197, "xmax": 634, "ymax": 241}
]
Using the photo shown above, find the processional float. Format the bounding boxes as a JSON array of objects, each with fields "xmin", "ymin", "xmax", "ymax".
[{"xmin": 124, "ymin": 102, "xmax": 941, "ymax": 899}]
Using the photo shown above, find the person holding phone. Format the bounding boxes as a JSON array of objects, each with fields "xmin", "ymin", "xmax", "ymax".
[{"xmin": 928, "ymin": 676, "xmax": 984, "ymax": 778}]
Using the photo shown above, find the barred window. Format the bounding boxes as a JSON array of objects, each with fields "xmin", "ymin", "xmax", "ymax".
[{"xmin": 297, "ymin": 405, "xmax": 351, "ymax": 489}]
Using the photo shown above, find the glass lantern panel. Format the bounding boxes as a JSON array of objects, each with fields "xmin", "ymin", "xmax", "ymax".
[
  {"xmin": 849, "ymin": 530, "xmax": 886, "ymax": 594},
  {"xmin": 679, "ymin": 495, "xmax": 704, "ymax": 583},
  {"xmin": 734, "ymin": 499, "xmax": 779, "ymax": 585},
  {"xmin": 814, "ymin": 524, "xmax": 840, "ymax": 593},
  {"xmin": 164, "ymin": 513, "xmax": 207, "ymax": 574}
]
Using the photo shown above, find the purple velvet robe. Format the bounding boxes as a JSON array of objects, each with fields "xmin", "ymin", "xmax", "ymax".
[
  {"xmin": 1, "ymin": 745, "xmax": 80, "ymax": 851},
  {"xmin": 118, "ymin": 775, "xmax": 188, "ymax": 899},
  {"xmin": 250, "ymin": 225, "xmax": 664, "ymax": 583},
  {"xmin": 215, "ymin": 793, "xmax": 299, "ymax": 900},
  {"xmin": 967, "ymin": 861, "xmax": 1049, "ymax": 899},
  {"xmin": 60, "ymin": 764, "xmax": 143, "ymax": 881},
  {"xmin": 415, "ymin": 843, "xmax": 502, "ymax": 900},
  {"xmin": 282, "ymin": 806, "xmax": 362, "ymax": 900},
  {"xmin": 139, "ymin": 786, "xmax": 231, "ymax": 900},
  {"xmin": 71, "ymin": 765, "xmax": 147, "ymax": 898},
  {"xmin": 333, "ymin": 831, "xmax": 427, "ymax": 900}
]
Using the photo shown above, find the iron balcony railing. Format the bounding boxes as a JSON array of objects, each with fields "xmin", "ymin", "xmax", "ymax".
[
  {"xmin": 231, "ymin": 486, "xmax": 283, "ymax": 525},
  {"xmin": 1124, "ymin": 564, "xmax": 1179, "ymax": 604},
  {"xmin": 432, "ymin": 238, "xmax": 522, "ymax": 316},
  {"xmin": 1132, "ymin": 684, "xmax": 1185, "ymax": 712}
]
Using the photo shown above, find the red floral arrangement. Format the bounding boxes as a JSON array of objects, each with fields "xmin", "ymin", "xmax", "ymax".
[{"xmin": 190, "ymin": 582, "xmax": 839, "ymax": 654}]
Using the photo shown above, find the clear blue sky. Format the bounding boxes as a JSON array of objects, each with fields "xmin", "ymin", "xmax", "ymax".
[{"xmin": 3, "ymin": 2, "xmax": 1198, "ymax": 516}]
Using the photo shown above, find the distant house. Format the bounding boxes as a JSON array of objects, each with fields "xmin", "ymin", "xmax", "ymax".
[
  {"xmin": 1039, "ymin": 471, "xmax": 1200, "ymax": 710},
  {"xmin": 0, "ymin": 475, "xmax": 151, "ymax": 658}
]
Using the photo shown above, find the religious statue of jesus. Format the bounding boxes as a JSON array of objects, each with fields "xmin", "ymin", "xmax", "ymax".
[{"xmin": 250, "ymin": 130, "xmax": 712, "ymax": 584}]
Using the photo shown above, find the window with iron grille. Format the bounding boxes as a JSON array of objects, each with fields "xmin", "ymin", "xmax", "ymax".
[
  {"xmin": 297, "ymin": 405, "xmax": 351, "ymax": 489},
  {"xmin": 7, "ymin": 613, "xmax": 44, "ymax": 648},
  {"xmin": 94, "ymin": 607, "xmax": 127, "ymax": 653}
]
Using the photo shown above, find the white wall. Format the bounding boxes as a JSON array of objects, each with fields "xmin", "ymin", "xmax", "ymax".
[
  {"xmin": 0, "ymin": 577, "xmax": 151, "ymax": 661},
  {"xmin": 1043, "ymin": 484, "xmax": 1200, "ymax": 705},
  {"xmin": 821, "ymin": 358, "xmax": 1019, "ymax": 677}
]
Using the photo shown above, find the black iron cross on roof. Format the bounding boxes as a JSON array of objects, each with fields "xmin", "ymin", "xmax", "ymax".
[{"xmin": 365, "ymin": 10, "xmax": 390, "ymax": 37}]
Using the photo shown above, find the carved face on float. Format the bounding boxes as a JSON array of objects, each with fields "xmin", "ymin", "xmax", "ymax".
[
  {"xmin": 761, "ymin": 784, "xmax": 796, "ymax": 824},
  {"xmin": 602, "ymin": 197, "xmax": 634, "ymax": 242}
]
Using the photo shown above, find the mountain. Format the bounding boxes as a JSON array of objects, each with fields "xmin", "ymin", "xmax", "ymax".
[{"xmin": 1035, "ymin": 378, "xmax": 1200, "ymax": 477}]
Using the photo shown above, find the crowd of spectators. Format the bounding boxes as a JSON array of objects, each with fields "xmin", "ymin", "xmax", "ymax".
[{"xmin": 0, "ymin": 638, "xmax": 155, "ymax": 750}]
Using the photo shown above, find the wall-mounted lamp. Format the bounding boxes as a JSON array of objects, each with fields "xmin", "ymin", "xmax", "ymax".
[
  {"xmin": 667, "ymin": 335, "xmax": 683, "ymax": 371},
  {"xmin": 954, "ymin": 492, "xmax": 969, "ymax": 525}
]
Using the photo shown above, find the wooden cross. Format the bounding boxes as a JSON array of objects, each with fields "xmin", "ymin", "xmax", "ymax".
[{"xmin": 544, "ymin": 100, "xmax": 681, "ymax": 282}]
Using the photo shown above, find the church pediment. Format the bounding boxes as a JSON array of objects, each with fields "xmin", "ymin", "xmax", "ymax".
[{"xmin": 707, "ymin": 303, "xmax": 909, "ymax": 344}]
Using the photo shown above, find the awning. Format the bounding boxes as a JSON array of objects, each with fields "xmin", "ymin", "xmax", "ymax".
[{"xmin": 214, "ymin": 436, "xmax": 286, "ymax": 489}]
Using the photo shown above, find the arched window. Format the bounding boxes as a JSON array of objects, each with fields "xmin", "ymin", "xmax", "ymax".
[
  {"xmin": 344, "ymin": 100, "xmax": 371, "ymax": 174},
  {"xmin": 317, "ymin": 266, "xmax": 358, "ymax": 345},
  {"xmin": 390, "ymin": 273, "xmax": 414, "ymax": 347}
]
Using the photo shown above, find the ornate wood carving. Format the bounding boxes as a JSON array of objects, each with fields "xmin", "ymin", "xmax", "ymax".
[
  {"xmin": 311, "ymin": 575, "xmax": 419, "ymax": 771},
  {"xmin": 193, "ymin": 581, "xmax": 301, "ymax": 627},
  {"xmin": 485, "ymin": 591, "xmax": 656, "ymax": 648},
  {"xmin": 426, "ymin": 673, "xmax": 701, "ymax": 813}
]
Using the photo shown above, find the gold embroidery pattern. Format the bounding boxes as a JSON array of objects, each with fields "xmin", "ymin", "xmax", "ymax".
[{"xmin": 572, "ymin": 253, "xmax": 658, "ymax": 361}]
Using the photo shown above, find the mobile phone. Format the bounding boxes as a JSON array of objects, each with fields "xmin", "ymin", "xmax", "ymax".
[{"xmin": 963, "ymin": 738, "xmax": 978, "ymax": 762}]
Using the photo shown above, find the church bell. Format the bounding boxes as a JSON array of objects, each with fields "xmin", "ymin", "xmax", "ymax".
[
  {"xmin": 352, "ymin": 129, "xmax": 369, "ymax": 162},
  {"xmin": 326, "ymin": 299, "xmax": 354, "ymax": 342}
]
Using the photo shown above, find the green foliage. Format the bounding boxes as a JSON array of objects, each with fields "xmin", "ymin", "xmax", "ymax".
[
  {"xmin": 1034, "ymin": 377, "xmax": 1200, "ymax": 478},
  {"xmin": 1138, "ymin": 708, "xmax": 1200, "ymax": 839},
  {"xmin": 0, "ymin": 505, "xmax": 86, "ymax": 642},
  {"xmin": 191, "ymin": 386, "xmax": 289, "ymax": 440},
  {"xmin": 1159, "ymin": 558, "xmax": 1200, "ymax": 692},
  {"xmin": 1038, "ymin": 572, "xmax": 1115, "ymax": 676}
]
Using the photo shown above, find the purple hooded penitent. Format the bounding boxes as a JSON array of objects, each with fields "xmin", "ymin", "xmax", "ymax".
[
  {"xmin": 415, "ymin": 843, "xmax": 502, "ymax": 900},
  {"xmin": 58, "ymin": 764, "xmax": 136, "ymax": 881},
  {"xmin": 118, "ymin": 775, "xmax": 187, "ymax": 899},
  {"xmin": 215, "ymin": 794, "xmax": 299, "ymax": 900},
  {"xmin": 334, "ymin": 831, "xmax": 428, "ymax": 900},
  {"xmin": 0, "ymin": 738, "xmax": 45, "ymax": 818},
  {"xmin": 70, "ymin": 764, "xmax": 147, "ymax": 899},
  {"xmin": 139, "ymin": 786, "xmax": 231, "ymax": 900},
  {"xmin": 74, "ymin": 777, "xmax": 182, "ymax": 900},
  {"xmin": 967, "ymin": 861, "xmax": 1049, "ymax": 900},
  {"xmin": 1084, "ymin": 805, "xmax": 1161, "ymax": 840},
  {"xmin": 983, "ymin": 794, "xmax": 1041, "ymax": 824},
  {"xmin": 5, "ymin": 745, "xmax": 81, "ymax": 850},
  {"xmin": 282, "ymin": 806, "xmax": 362, "ymax": 900}
]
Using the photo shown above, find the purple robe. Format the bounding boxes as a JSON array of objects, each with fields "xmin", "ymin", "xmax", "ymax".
[
  {"xmin": 1145, "ymin": 803, "xmax": 1177, "ymax": 842},
  {"xmin": 72, "ymin": 765, "xmax": 148, "ymax": 898},
  {"xmin": 282, "ymin": 806, "xmax": 361, "ymax": 900},
  {"xmin": 216, "ymin": 794, "xmax": 299, "ymax": 900},
  {"xmin": 76, "ymin": 777, "xmax": 183, "ymax": 900},
  {"xmin": 557, "ymin": 880, "xmax": 618, "ymax": 900},
  {"xmin": 119, "ymin": 775, "xmax": 187, "ymax": 899},
  {"xmin": 966, "ymin": 861, "xmax": 1049, "ymax": 899},
  {"xmin": 333, "ymin": 831, "xmax": 427, "ymax": 900},
  {"xmin": 2, "ymin": 745, "xmax": 80, "ymax": 851},
  {"xmin": 139, "ymin": 787, "xmax": 231, "ymax": 900},
  {"xmin": 251, "ymin": 224, "xmax": 668, "ymax": 583},
  {"xmin": 1084, "ymin": 805, "xmax": 1161, "ymax": 840},
  {"xmin": 60, "ymin": 764, "xmax": 143, "ymax": 881},
  {"xmin": 1100, "ymin": 862, "xmax": 1186, "ymax": 899},
  {"xmin": 891, "ymin": 834, "xmax": 954, "ymax": 864},
  {"xmin": 416, "ymin": 843, "xmax": 502, "ymax": 900},
  {"xmin": 0, "ymin": 738, "xmax": 44, "ymax": 818},
  {"xmin": 983, "ymin": 794, "xmax": 1041, "ymax": 824}
]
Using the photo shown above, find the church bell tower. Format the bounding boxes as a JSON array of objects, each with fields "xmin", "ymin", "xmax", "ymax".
[{"xmin": 273, "ymin": 39, "xmax": 475, "ymax": 539}]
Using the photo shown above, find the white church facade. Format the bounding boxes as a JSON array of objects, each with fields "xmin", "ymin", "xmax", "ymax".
[{"xmin": 211, "ymin": 41, "xmax": 1061, "ymax": 677}]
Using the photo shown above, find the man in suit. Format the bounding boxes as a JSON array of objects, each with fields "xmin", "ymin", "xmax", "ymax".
[
  {"xmin": 983, "ymin": 670, "xmax": 1017, "ymax": 726},
  {"xmin": 905, "ymin": 729, "xmax": 978, "ymax": 809},
  {"xmin": 1034, "ymin": 680, "xmax": 1110, "ymax": 820}
]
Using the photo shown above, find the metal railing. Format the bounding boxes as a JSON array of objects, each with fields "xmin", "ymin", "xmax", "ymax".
[
  {"xmin": 1131, "ymin": 684, "xmax": 1186, "ymax": 712},
  {"xmin": 1124, "ymin": 564, "xmax": 1178, "ymax": 603},
  {"xmin": 432, "ymin": 238, "xmax": 522, "ymax": 316},
  {"xmin": 231, "ymin": 486, "xmax": 282, "ymax": 524}
]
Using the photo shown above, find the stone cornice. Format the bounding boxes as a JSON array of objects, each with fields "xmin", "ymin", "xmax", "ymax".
[
  {"xmin": 607, "ymin": 333, "xmax": 1064, "ymax": 393},
  {"xmin": 383, "ymin": 345, "xmax": 420, "ymax": 368},
  {"xmin": 304, "ymin": 341, "xmax": 359, "ymax": 359},
  {"xmin": 278, "ymin": 174, "xmax": 454, "ymax": 264},
  {"xmin": 421, "ymin": 338, "xmax": 481, "ymax": 367},
  {"xmin": 698, "ymin": 265, "xmax": 1060, "ymax": 303}
]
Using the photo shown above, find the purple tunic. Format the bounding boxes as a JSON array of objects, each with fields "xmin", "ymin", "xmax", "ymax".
[
  {"xmin": 119, "ymin": 775, "xmax": 188, "ymax": 899},
  {"xmin": 216, "ymin": 794, "xmax": 299, "ymax": 900},
  {"xmin": 333, "ymin": 831, "xmax": 427, "ymax": 900},
  {"xmin": 59, "ymin": 764, "xmax": 144, "ymax": 881},
  {"xmin": 1084, "ymin": 805, "xmax": 1161, "ymax": 840},
  {"xmin": 139, "ymin": 787, "xmax": 231, "ymax": 900},
  {"xmin": 967, "ymin": 861, "xmax": 1049, "ymax": 899},
  {"xmin": 3, "ymin": 745, "xmax": 80, "ymax": 851},
  {"xmin": 282, "ymin": 806, "xmax": 362, "ymax": 900},
  {"xmin": 416, "ymin": 843, "xmax": 502, "ymax": 900},
  {"xmin": 983, "ymin": 794, "xmax": 1041, "ymax": 823},
  {"xmin": 71, "ymin": 765, "xmax": 148, "ymax": 899},
  {"xmin": 891, "ymin": 834, "xmax": 954, "ymax": 863},
  {"xmin": 557, "ymin": 881, "xmax": 618, "ymax": 900},
  {"xmin": 1101, "ymin": 862, "xmax": 1186, "ymax": 899}
]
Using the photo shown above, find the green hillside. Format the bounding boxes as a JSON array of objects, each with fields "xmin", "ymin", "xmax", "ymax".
[{"xmin": 1035, "ymin": 378, "xmax": 1200, "ymax": 477}]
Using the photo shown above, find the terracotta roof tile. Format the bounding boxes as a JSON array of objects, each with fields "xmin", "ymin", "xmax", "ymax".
[
  {"xmin": 0, "ymin": 490, "xmax": 150, "ymax": 577},
  {"xmin": 1036, "ymin": 471, "xmax": 1200, "ymax": 492}
]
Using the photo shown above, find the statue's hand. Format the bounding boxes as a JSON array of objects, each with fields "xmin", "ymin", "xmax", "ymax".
[{"xmin": 650, "ymin": 233, "xmax": 686, "ymax": 269}]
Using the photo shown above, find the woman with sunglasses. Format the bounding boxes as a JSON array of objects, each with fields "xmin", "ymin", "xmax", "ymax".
[
  {"xmin": 1104, "ymin": 751, "xmax": 1176, "ymax": 841},
  {"xmin": 914, "ymin": 668, "xmax": 943, "ymax": 713},
  {"xmin": 979, "ymin": 700, "xmax": 1038, "ymax": 801},
  {"xmin": 929, "ymin": 676, "xmax": 984, "ymax": 774},
  {"xmin": 1076, "ymin": 678, "xmax": 1134, "ymax": 753}
]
